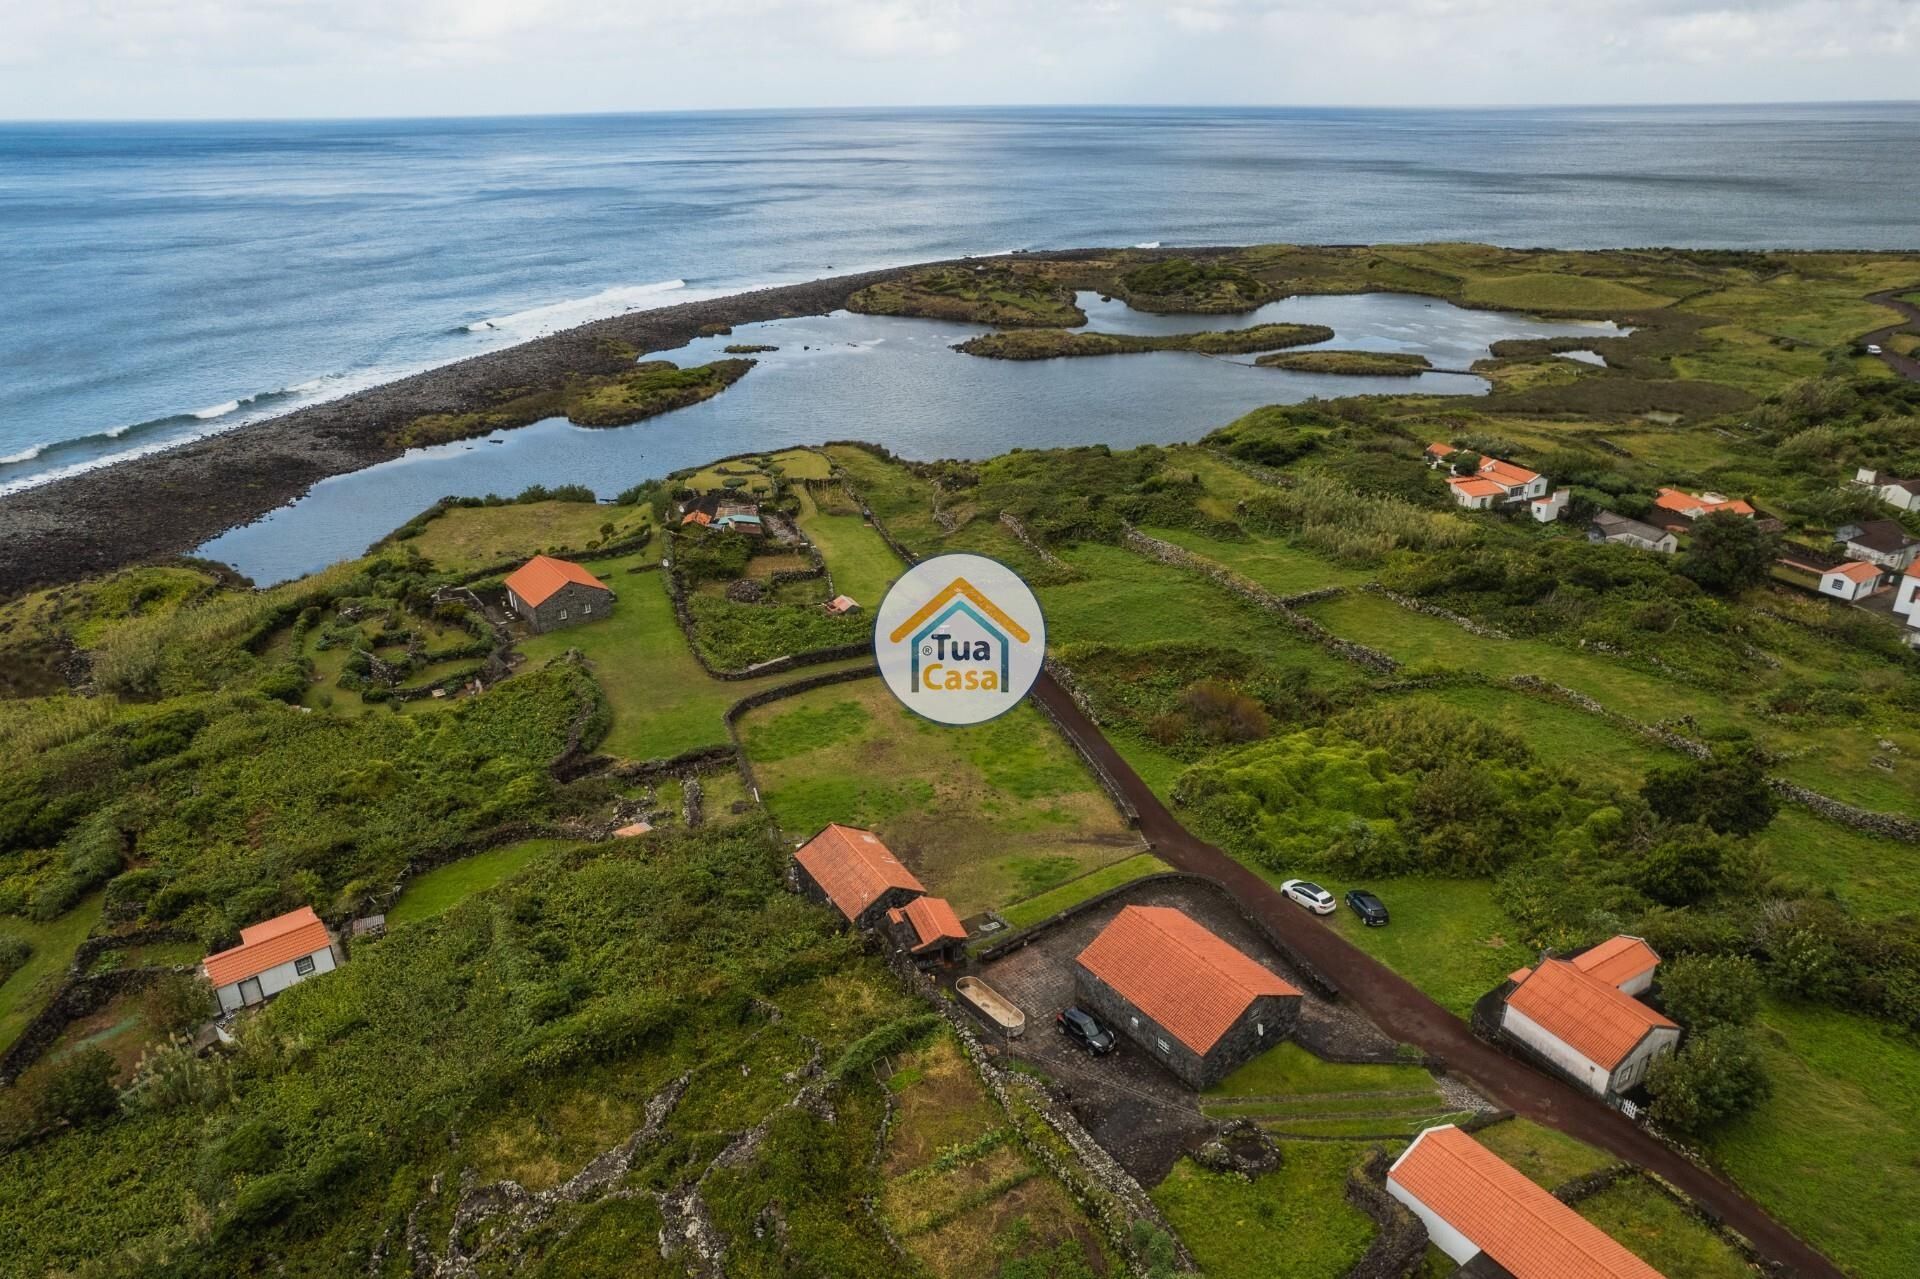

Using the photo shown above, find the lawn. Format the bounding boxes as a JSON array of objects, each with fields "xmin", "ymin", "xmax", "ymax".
[
  {"xmin": 766, "ymin": 447, "xmax": 832, "ymax": 480},
  {"xmin": 408, "ymin": 500, "xmax": 650, "ymax": 574},
  {"xmin": 1141, "ymin": 527, "xmax": 1372, "ymax": 597},
  {"xmin": 1318, "ymin": 876, "xmax": 1531, "ymax": 1019},
  {"xmin": 1471, "ymin": 1117, "xmax": 1616, "ymax": 1189},
  {"xmin": 1704, "ymin": 999, "xmax": 1920, "ymax": 1279},
  {"xmin": 1381, "ymin": 682, "xmax": 1680, "ymax": 790},
  {"xmin": 1754, "ymin": 808, "xmax": 1920, "ymax": 917},
  {"xmin": 518, "ymin": 553, "xmax": 870, "ymax": 760},
  {"xmin": 388, "ymin": 839, "xmax": 576, "ymax": 926},
  {"xmin": 1577, "ymin": 1175, "xmax": 1753, "ymax": 1279},
  {"xmin": 1459, "ymin": 273, "xmax": 1670, "ymax": 313},
  {"xmin": 739, "ymin": 681, "xmax": 1141, "ymax": 915},
  {"xmin": 793, "ymin": 484, "xmax": 903, "ymax": 607},
  {"xmin": 0, "ymin": 894, "xmax": 105, "ymax": 1055},
  {"xmin": 1151, "ymin": 1142, "xmax": 1378, "ymax": 1279},
  {"xmin": 996, "ymin": 853, "xmax": 1169, "ymax": 931},
  {"xmin": 1201, "ymin": 1044, "xmax": 1466, "ymax": 1140}
]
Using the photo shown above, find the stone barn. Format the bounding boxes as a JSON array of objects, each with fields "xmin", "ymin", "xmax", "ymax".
[
  {"xmin": 1074, "ymin": 905, "xmax": 1301, "ymax": 1089},
  {"xmin": 503, "ymin": 554, "xmax": 614, "ymax": 633},
  {"xmin": 886, "ymin": 896, "xmax": 968, "ymax": 965},
  {"xmin": 791, "ymin": 823, "xmax": 926, "ymax": 933}
]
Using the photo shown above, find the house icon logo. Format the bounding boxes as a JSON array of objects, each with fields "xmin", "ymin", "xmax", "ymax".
[{"xmin": 874, "ymin": 553, "xmax": 1047, "ymax": 726}]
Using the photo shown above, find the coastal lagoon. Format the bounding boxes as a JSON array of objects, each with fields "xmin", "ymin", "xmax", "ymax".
[{"xmin": 199, "ymin": 292, "xmax": 1618, "ymax": 583}]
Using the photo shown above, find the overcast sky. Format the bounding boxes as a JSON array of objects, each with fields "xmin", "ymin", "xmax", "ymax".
[{"xmin": 2, "ymin": 0, "xmax": 1917, "ymax": 120}]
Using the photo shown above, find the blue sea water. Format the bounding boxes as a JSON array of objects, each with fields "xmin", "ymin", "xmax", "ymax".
[{"xmin": 3, "ymin": 103, "xmax": 1918, "ymax": 496}]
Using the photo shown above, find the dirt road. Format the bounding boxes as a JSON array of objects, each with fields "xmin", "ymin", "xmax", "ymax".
[
  {"xmin": 1864, "ymin": 289, "xmax": 1920, "ymax": 381},
  {"xmin": 1031, "ymin": 672, "xmax": 1846, "ymax": 1279}
]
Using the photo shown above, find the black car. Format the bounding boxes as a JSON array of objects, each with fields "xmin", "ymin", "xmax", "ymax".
[
  {"xmin": 1056, "ymin": 1006, "xmax": 1117, "ymax": 1055},
  {"xmin": 1345, "ymin": 889, "xmax": 1389, "ymax": 927}
]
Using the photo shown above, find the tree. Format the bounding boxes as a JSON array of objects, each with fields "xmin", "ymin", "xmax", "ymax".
[
  {"xmin": 143, "ymin": 971, "xmax": 215, "ymax": 1036},
  {"xmin": 1659, "ymin": 953, "xmax": 1762, "ymax": 1030},
  {"xmin": 1634, "ymin": 824, "xmax": 1732, "ymax": 905},
  {"xmin": 1679, "ymin": 510, "xmax": 1778, "ymax": 594},
  {"xmin": 1641, "ymin": 744, "xmax": 1778, "ymax": 837},
  {"xmin": 1646, "ymin": 1027, "xmax": 1771, "ymax": 1134}
]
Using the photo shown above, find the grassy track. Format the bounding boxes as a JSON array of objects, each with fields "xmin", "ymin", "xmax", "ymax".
[{"xmin": 793, "ymin": 484, "xmax": 903, "ymax": 606}]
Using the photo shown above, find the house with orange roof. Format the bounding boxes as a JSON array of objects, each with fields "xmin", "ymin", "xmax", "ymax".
[
  {"xmin": 1430, "ymin": 442, "xmax": 1553, "ymax": 511},
  {"xmin": 824, "ymin": 594, "xmax": 861, "ymax": 616},
  {"xmin": 1818, "ymin": 560, "xmax": 1889, "ymax": 603},
  {"xmin": 1649, "ymin": 487, "xmax": 1755, "ymax": 532},
  {"xmin": 502, "ymin": 554, "xmax": 614, "ymax": 633},
  {"xmin": 886, "ymin": 896, "xmax": 969, "ymax": 964},
  {"xmin": 1500, "ymin": 936, "xmax": 1679, "ymax": 1098},
  {"xmin": 791, "ymin": 823, "xmax": 927, "ymax": 932},
  {"xmin": 1074, "ymin": 904, "xmax": 1301, "ymax": 1088},
  {"xmin": 1387, "ymin": 1124, "xmax": 1666, "ymax": 1279},
  {"xmin": 204, "ymin": 906, "xmax": 338, "ymax": 1014}
]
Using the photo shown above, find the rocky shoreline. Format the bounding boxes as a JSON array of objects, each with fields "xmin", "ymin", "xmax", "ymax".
[{"xmin": 0, "ymin": 259, "xmax": 976, "ymax": 596}]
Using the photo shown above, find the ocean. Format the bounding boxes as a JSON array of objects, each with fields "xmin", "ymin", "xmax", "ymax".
[{"xmin": 2, "ymin": 103, "xmax": 1917, "ymax": 505}]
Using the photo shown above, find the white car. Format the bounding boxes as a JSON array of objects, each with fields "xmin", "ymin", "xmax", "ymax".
[
  {"xmin": 1866, "ymin": 344, "xmax": 1883, "ymax": 355},
  {"xmin": 1280, "ymin": 879, "xmax": 1336, "ymax": 915}
]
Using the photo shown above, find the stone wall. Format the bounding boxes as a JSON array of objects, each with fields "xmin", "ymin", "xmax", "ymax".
[
  {"xmin": 0, "ymin": 966, "xmax": 170, "ymax": 1086},
  {"xmin": 1768, "ymin": 777, "xmax": 1920, "ymax": 843},
  {"xmin": 1360, "ymin": 583, "xmax": 1510, "ymax": 639},
  {"xmin": 1120, "ymin": 528, "xmax": 1399, "ymax": 674},
  {"xmin": 1340, "ymin": 1148, "xmax": 1430, "ymax": 1279},
  {"xmin": 723, "ymin": 664, "xmax": 882, "ymax": 808},
  {"xmin": 998, "ymin": 511, "xmax": 1072, "ymax": 572},
  {"xmin": 1031, "ymin": 670, "xmax": 1140, "ymax": 827}
]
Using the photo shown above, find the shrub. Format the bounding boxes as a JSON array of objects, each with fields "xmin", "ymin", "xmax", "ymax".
[
  {"xmin": 0, "ymin": 931, "xmax": 29, "ymax": 986},
  {"xmin": 1645, "ymin": 1026, "xmax": 1771, "ymax": 1134},
  {"xmin": 1679, "ymin": 510, "xmax": 1778, "ymax": 595},
  {"xmin": 1641, "ymin": 746, "xmax": 1777, "ymax": 837},
  {"xmin": 1658, "ymin": 954, "xmax": 1762, "ymax": 1031},
  {"xmin": 1634, "ymin": 824, "xmax": 1733, "ymax": 906},
  {"xmin": 38, "ymin": 1049, "xmax": 120, "ymax": 1128},
  {"xmin": 144, "ymin": 970, "xmax": 216, "ymax": 1035}
]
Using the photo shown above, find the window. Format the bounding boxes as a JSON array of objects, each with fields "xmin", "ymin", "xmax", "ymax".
[
  {"xmin": 1130, "ymin": 1016, "xmax": 1140, "ymax": 1029},
  {"xmin": 294, "ymin": 955, "xmax": 316, "ymax": 976},
  {"xmin": 1156, "ymin": 1037, "xmax": 1171, "ymax": 1054},
  {"xmin": 559, "ymin": 610, "xmax": 569, "ymax": 620},
  {"xmin": 1255, "ymin": 1022, "xmax": 1265, "ymax": 1038},
  {"xmin": 582, "ymin": 603, "xmax": 591, "ymax": 615}
]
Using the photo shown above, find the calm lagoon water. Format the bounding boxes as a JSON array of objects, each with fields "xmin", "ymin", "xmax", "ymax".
[{"xmin": 199, "ymin": 292, "xmax": 1619, "ymax": 583}]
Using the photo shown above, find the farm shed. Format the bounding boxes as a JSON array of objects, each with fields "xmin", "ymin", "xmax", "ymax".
[
  {"xmin": 886, "ymin": 895, "xmax": 968, "ymax": 964},
  {"xmin": 503, "ymin": 554, "xmax": 614, "ymax": 633},
  {"xmin": 791, "ymin": 823, "xmax": 926, "ymax": 933},
  {"xmin": 204, "ymin": 906, "xmax": 338, "ymax": 1014}
]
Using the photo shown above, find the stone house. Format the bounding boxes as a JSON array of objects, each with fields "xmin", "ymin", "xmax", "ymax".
[
  {"xmin": 885, "ymin": 896, "xmax": 968, "ymax": 965},
  {"xmin": 1500, "ymin": 936, "xmax": 1678, "ymax": 1099},
  {"xmin": 204, "ymin": 906, "xmax": 338, "ymax": 1014},
  {"xmin": 791, "ymin": 823, "xmax": 927, "ymax": 933},
  {"xmin": 503, "ymin": 554, "xmax": 615, "ymax": 633},
  {"xmin": 1073, "ymin": 905, "xmax": 1301, "ymax": 1090}
]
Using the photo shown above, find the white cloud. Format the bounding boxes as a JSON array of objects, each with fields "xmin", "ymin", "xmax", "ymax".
[{"xmin": 0, "ymin": 0, "xmax": 1913, "ymax": 116}]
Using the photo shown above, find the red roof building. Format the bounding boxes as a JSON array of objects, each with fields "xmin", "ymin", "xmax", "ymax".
[
  {"xmin": 503, "ymin": 554, "xmax": 610, "ymax": 609},
  {"xmin": 1074, "ymin": 905, "xmax": 1302, "ymax": 1088},
  {"xmin": 1502, "ymin": 954, "xmax": 1678, "ymax": 1097},
  {"xmin": 1652, "ymin": 487, "xmax": 1755, "ymax": 523},
  {"xmin": 1569, "ymin": 935, "xmax": 1661, "ymax": 994},
  {"xmin": 204, "ymin": 907, "xmax": 337, "ymax": 1013},
  {"xmin": 792, "ymin": 824, "xmax": 926, "ymax": 930},
  {"xmin": 887, "ymin": 896, "xmax": 968, "ymax": 961},
  {"xmin": 1388, "ymin": 1125, "xmax": 1665, "ymax": 1279}
]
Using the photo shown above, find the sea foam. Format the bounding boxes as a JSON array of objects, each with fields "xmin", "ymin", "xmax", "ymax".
[{"xmin": 465, "ymin": 280, "xmax": 689, "ymax": 338}]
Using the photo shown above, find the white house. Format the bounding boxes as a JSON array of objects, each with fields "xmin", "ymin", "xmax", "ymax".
[
  {"xmin": 1530, "ymin": 489, "xmax": 1570, "ymax": 523},
  {"xmin": 1893, "ymin": 574, "xmax": 1920, "ymax": 647},
  {"xmin": 204, "ymin": 906, "xmax": 339, "ymax": 1014},
  {"xmin": 1836, "ymin": 519, "xmax": 1920, "ymax": 573},
  {"xmin": 1853, "ymin": 468, "xmax": 1920, "ymax": 512},
  {"xmin": 1501, "ymin": 936, "xmax": 1679, "ymax": 1098},
  {"xmin": 1387, "ymin": 1125, "xmax": 1665, "ymax": 1279},
  {"xmin": 1429, "ymin": 442, "xmax": 1552, "ymax": 509},
  {"xmin": 1819, "ymin": 561, "xmax": 1889, "ymax": 602}
]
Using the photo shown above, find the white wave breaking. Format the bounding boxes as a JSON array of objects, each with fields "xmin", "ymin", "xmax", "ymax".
[
  {"xmin": 193, "ymin": 399, "xmax": 242, "ymax": 420},
  {"xmin": 1132, "ymin": 241, "xmax": 1162, "ymax": 249},
  {"xmin": 0, "ymin": 443, "xmax": 49, "ymax": 466},
  {"xmin": 465, "ymin": 280, "xmax": 689, "ymax": 338}
]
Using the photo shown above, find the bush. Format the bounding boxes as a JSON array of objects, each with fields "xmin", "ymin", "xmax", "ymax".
[
  {"xmin": 0, "ymin": 931, "xmax": 29, "ymax": 986},
  {"xmin": 1658, "ymin": 954, "xmax": 1762, "ymax": 1031},
  {"xmin": 38, "ymin": 1049, "xmax": 120, "ymax": 1128},
  {"xmin": 1645, "ymin": 1026, "xmax": 1771, "ymax": 1134},
  {"xmin": 1641, "ymin": 746, "xmax": 1777, "ymax": 837},
  {"xmin": 1634, "ymin": 824, "xmax": 1732, "ymax": 906},
  {"xmin": 1679, "ymin": 511, "xmax": 1778, "ymax": 595},
  {"xmin": 144, "ymin": 970, "xmax": 215, "ymax": 1035}
]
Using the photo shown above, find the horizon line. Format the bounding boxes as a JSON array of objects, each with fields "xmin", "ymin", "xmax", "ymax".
[{"xmin": 4, "ymin": 98, "xmax": 1919, "ymax": 127}]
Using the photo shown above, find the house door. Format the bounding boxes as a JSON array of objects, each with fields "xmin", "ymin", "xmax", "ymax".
[{"xmin": 239, "ymin": 977, "xmax": 264, "ymax": 1006}]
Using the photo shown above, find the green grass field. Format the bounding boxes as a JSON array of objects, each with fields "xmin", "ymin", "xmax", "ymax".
[
  {"xmin": 518, "ymin": 553, "xmax": 869, "ymax": 760},
  {"xmin": 739, "ymin": 681, "xmax": 1140, "ymax": 914},
  {"xmin": 388, "ymin": 839, "xmax": 576, "ymax": 925},
  {"xmin": 408, "ymin": 500, "xmax": 650, "ymax": 574},
  {"xmin": 1472, "ymin": 1117, "xmax": 1616, "ymax": 1189},
  {"xmin": 0, "ymin": 893, "xmax": 105, "ymax": 1055},
  {"xmin": 766, "ymin": 447, "xmax": 832, "ymax": 480},
  {"xmin": 1705, "ymin": 999, "xmax": 1920, "ymax": 1279},
  {"xmin": 1152, "ymin": 1143, "xmax": 1378, "ymax": 1279},
  {"xmin": 1460, "ymin": 273, "xmax": 1671, "ymax": 312},
  {"xmin": 1577, "ymin": 1176, "xmax": 1753, "ymax": 1279},
  {"xmin": 1141, "ymin": 527, "xmax": 1372, "ymax": 597},
  {"xmin": 995, "ymin": 853, "xmax": 1168, "ymax": 931},
  {"xmin": 793, "ymin": 484, "xmax": 903, "ymax": 606},
  {"xmin": 1378, "ymin": 682, "xmax": 1682, "ymax": 790},
  {"xmin": 1318, "ymin": 876, "xmax": 1531, "ymax": 1019}
]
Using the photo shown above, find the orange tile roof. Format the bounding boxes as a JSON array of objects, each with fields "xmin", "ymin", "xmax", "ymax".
[
  {"xmin": 1426, "ymin": 441, "xmax": 1456, "ymax": 456},
  {"xmin": 794, "ymin": 824, "xmax": 925, "ymax": 922},
  {"xmin": 502, "ymin": 554, "xmax": 610, "ymax": 608},
  {"xmin": 1834, "ymin": 561, "xmax": 1882, "ymax": 584},
  {"xmin": 1506, "ymin": 959, "xmax": 1676, "ymax": 1070},
  {"xmin": 1449, "ymin": 475, "xmax": 1507, "ymax": 499},
  {"xmin": 681, "ymin": 509, "xmax": 712, "ymax": 526},
  {"xmin": 888, "ymin": 896, "xmax": 968, "ymax": 951},
  {"xmin": 1508, "ymin": 966, "xmax": 1535, "ymax": 984},
  {"xmin": 1570, "ymin": 936, "xmax": 1660, "ymax": 988},
  {"xmin": 1653, "ymin": 488, "xmax": 1754, "ymax": 518},
  {"xmin": 1480, "ymin": 457, "xmax": 1540, "ymax": 487},
  {"xmin": 1390, "ymin": 1126, "xmax": 1665, "ymax": 1279},
  {"xmin": 204, "ymin": 907, "xmax": 332, "ymax": 988},
  {"xmin": 1076, "ymin": 905, "xmax": 1299, "ymax": 1054}
]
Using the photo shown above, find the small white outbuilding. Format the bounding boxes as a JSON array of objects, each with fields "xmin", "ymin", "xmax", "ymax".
[{"xmin": 203, "ymin": 906, "xmax": 338, "ymax": 1014}]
